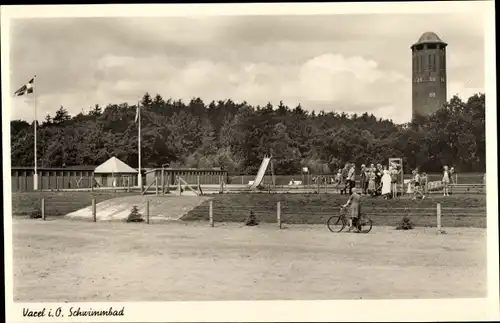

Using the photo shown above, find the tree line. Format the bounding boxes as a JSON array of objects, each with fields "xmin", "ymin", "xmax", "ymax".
[{"xmin": 10, "ymin": 92, "xmax": 486, "ymax": 174}]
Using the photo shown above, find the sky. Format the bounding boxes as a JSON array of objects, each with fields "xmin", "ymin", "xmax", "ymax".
[{"xmin": 8, "ymin": 11, "xmax": 485, "ymax": 124}]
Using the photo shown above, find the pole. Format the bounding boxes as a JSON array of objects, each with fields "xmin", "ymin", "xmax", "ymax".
[
  {"xmin": 155, "ymin": 176, "xmax": 159, "ymax": 195},
  {"xmin": 146, "ymin": 200, "xmax": 150, "ymax": 224},
  {"xmin": 33, "ymin": 75, "xmax": 38, "ymax": 191},
  {"xmin": 166, "ymin": 173, "xmax": 170, "ymax": 193},
  {"xmin": 436, "ymin": 203, "xmax": 442, "ymax": 232},
  {"xmin": 137, "ymin": 101, "xmax": 142, "ymax": 192},
  {"xmin": 209, "ymin": 200, "xmax": 214, "ymax": 227},
  {"xmin": 277, "ymin": 201, "xmax": 281, "ymax": 229},
  {"xmin": 178, "ymin": 176, "xmax": 181, "ymax": 196},
  {"xmin": 41, "ymin": 198, "xmax": 45, "ymax": 221},
  {"xmin": 161, "ymin": 169, "xmax": 165, "ymax": 195},
  {"xmin": 92, "ymin": 199, "xmax": 96, "ymax": 222}
]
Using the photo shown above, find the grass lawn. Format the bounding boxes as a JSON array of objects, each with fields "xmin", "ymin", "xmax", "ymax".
[
  {"xmin": 182, "ymin": 193, "xmax": 487, "ymax": 228},
  {"xmin": 11, "ymin": 191, "xmax": 140, "ymax": 217}
]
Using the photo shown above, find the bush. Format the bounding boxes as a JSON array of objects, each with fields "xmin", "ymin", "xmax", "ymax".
[
  {"xmin": 396, "ymin": 216, "xmax": 414, "ymax": 230},
  {"xmin": 126, "ymin": 205, "xmax": 144, "ymax": 223},
  {"xmin": 29, "ymin": 203, "xmax": 42, "ymax": 219}
]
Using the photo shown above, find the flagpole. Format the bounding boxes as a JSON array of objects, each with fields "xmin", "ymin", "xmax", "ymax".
[
  {"xmin": 33, "ymin": 75, "xmax": 38, "ymax": 191},
  {"xmin": 138, "ymin": 100, "xmax": 142, "ymax": 191}
]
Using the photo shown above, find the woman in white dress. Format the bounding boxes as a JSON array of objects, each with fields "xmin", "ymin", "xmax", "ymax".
[{"xmin": 381, "ymin": 168, "xmax": 392, "ymax": 199}]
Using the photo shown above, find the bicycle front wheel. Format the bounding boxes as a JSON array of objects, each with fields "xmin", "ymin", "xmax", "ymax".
[{"xmin": 327, "ymin": 215, "xmax": 345, "ymax": 233}]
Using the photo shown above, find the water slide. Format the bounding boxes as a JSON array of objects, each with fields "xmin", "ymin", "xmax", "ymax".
[{"xmin": 248, "ymin": 157, "xmax": 271, "ymax": 189}]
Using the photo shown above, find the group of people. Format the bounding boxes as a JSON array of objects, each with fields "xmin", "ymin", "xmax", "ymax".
[
  {"xmin": 309, "ymin": 162, "xmax": 457, "ymax": 200},
  {"xmin": 333, "ymin": 162, "xmax": 403, "ymax": 199},
  {"xmin": 340, "ymin": 164, "xmax": 456, "ymax": 232}
]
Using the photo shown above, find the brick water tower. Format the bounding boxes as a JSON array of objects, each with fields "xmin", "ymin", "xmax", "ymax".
[{"xmin": 411, "ymin": 32, "xmax": 448, "ymax": 119}]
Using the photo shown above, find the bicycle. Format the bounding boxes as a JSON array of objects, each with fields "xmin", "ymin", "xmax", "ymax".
[{"xmin": 327, "ymin": 206, "xmax": 373, "ymax": 233}]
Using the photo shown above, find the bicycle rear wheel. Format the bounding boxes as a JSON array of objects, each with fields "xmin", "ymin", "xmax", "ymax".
[
  {"xmin": 357, "ymin": 217, "xmax": 373, "ymax": 233},
  {"xmin": 327, "ymin": 215, "xmax": 345, "ymax": 232}
]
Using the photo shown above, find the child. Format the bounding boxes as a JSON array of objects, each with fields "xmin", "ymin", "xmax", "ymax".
[
  {"xmin": 367, "ymin": 169, "xmax": 376, "ymax": 197},
  {"xmin": 375, "ymin": 164, "xmax": 383, "ymax": 196},
  {"xmin": 442, "ymin": 165, "xmax": 450, "ymax": 196},
  {"xmin": 360, "ymin": 164, "xmax": 367, "ymax": 195},
  {"xmin": 412, "ymin": 169, "xmax": 425, "ymax": 200},
  {"xmin": 390, "ymin": 164, "xmax": 400, "ymax": 198},
  {"xmin": 334, "ymin": 170, "xmax": 342, "ymax": 193}
]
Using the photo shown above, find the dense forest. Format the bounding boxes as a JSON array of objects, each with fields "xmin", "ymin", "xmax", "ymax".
[{"xmin": 10, "ymin": 92, "xmax": 485, "ymax": 174}]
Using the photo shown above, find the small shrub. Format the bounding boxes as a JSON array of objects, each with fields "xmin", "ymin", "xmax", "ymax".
[
  {"xmin": 396, "ymin": 216, "xmax": 414, "ymax": 230},
  {"xmin": 127, "ymin": 205, "xmax": 144, "ymax": 223},
  {"xmin": 244, "ymin": 210, "xmax": 259, "ymax": 226},
  {"xmin": 29, "ymin": 204, "xmax": 42, "ymax": 219}
]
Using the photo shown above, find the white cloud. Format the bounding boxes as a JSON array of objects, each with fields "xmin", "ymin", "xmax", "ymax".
[{"xmin": 8, "ymin": 14, "xmax": 485, "ymax": 124}]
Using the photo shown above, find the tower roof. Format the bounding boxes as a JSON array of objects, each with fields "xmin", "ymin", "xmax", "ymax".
[{"xmin": 411, "ymin": 31, "xmax": 447, "ymax": 48}]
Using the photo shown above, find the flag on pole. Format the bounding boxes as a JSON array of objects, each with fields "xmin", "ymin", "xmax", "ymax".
[
  {"xmin": 14, "ymin": 78, "xmax": 34, "ymax": 96},
  {"xmin": 135, "ymin": 103, "xmax": 140, "ymax": 123}
]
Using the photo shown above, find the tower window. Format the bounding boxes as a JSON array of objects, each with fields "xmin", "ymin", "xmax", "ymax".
[
  {"xmin": 433, "ymin": 55, "xmax": 436, "ymax": 72},
  {"xmin": 429, "ymin": 92, "xmax": 436, "ymax": 98}
]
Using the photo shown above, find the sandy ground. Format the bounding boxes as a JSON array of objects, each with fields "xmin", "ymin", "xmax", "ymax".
[{"xmin": 12, "ymin": 218, "xmax": 486, "ymax": 302}]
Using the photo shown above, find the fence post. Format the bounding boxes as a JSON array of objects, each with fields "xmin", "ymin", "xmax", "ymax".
[
  {"xmin": 146, "ymin": 200, "xmax": 150, "ymax": 224},
  {"xmin": 209, "ymin": 201, "xmax": 214, "ymax": 227},
  {"xmin": 161, "ymin": 169, "xmax": 165, "ymax": 195},
  {"xmin": 436, "ymin": 203, "xmax": 441, "ymax": 232},
  {"xmin": 277, "ymin": 201, "xmax": 281, "ymax": 229},
  {"xmin": 178, "ymin": 176, "xmax": 182, "ymax": 196},
  {"xmin": 41, "ymin": 198, "xmax": 45, "ymax": 221},
  {"xmin": 92, "ymin": 198, "xmax": 96, "ymax": 222},
  {"xmin": 155, "ymin": 176, "xmax": 159, "ymax": 195}
]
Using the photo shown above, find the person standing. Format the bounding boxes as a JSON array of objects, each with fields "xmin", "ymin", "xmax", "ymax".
[
  {"xmin": 334, "ymin": 169, "xmax": 342, "ymax": 193},
  {"xmin": 390, "ymin": 164, "xmax": 400, "ymax": 198},
  {"xmin": 341, "ymin": 163, "xmax": 350, "ymax": 195},
  {"xmin": 412, "ymin": 169, "xmax": 425, "ymax": 200},
  {"xmin": 442, "ymin": 165, "xmax": 450, "ymax": 196},
  {"xmin": 375, "ymin": 164, "xmax": 383, "ymax": 196},
  {"xmin": 360, "ymin": 164, "xmax": 367, "ymax": 195},
  {"xmin": 347, "ymin": 164, "xmax": 356, "ymax": 195},
  {"xmin": 367, "ymin": 168, "xmax": 376, "ymax": 196},
  {"xmin": 381, "ymin": 167, "xmax": 392, "ymax": 199}
]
